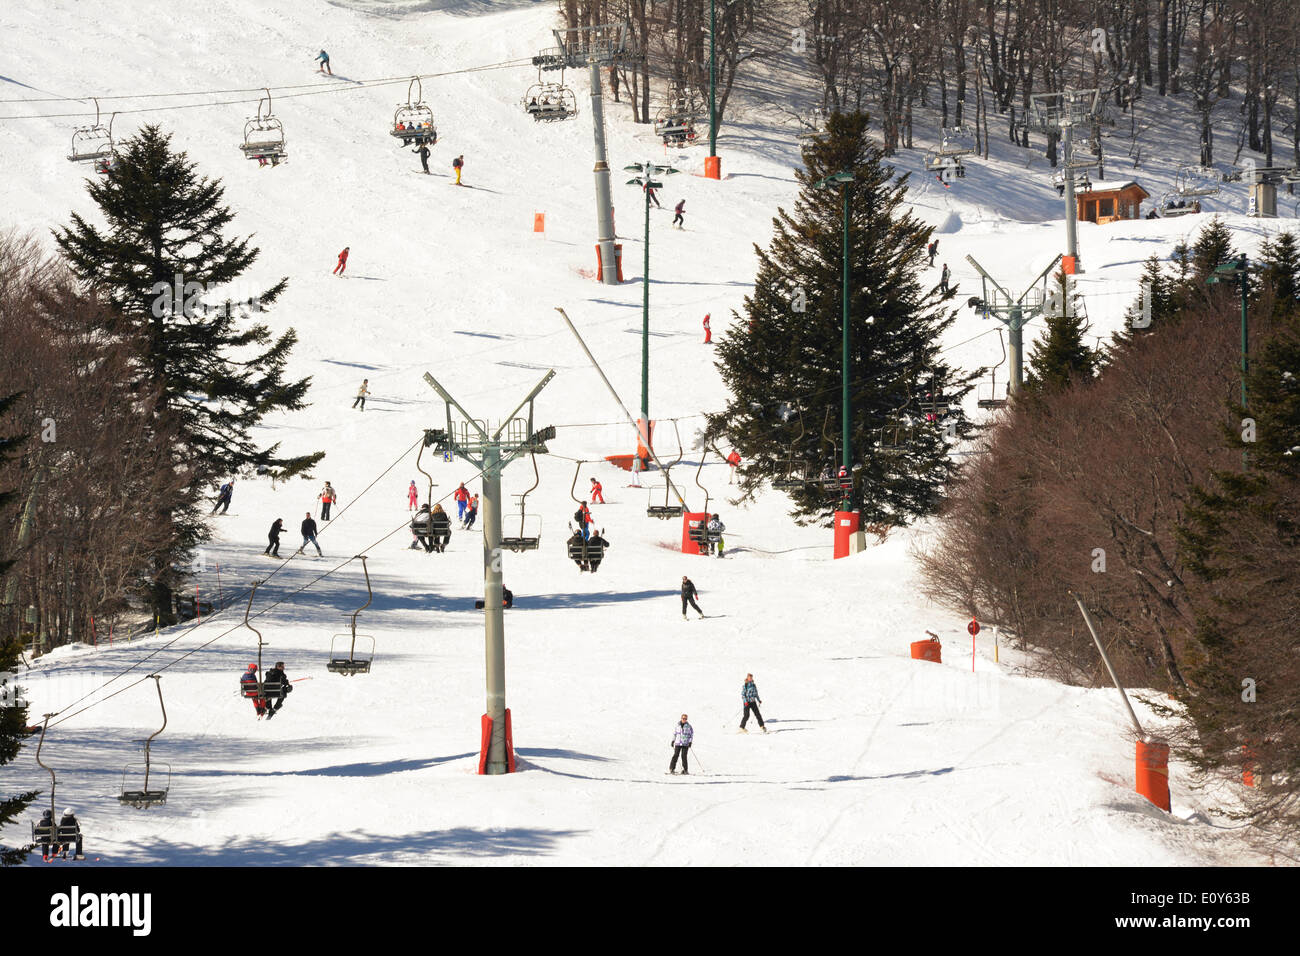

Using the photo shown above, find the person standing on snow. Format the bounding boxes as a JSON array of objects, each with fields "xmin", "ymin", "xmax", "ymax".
[
  {"xmin": 408, "ymin": 480, "xmax": 420, "ymax": 511},
  {"xmin": 672, "ymin": 199, "xmax": 685, "ymax": 228},
  {"xmin": 316, "ymin": 50, "xmax": 332, "ymax": 74},
  {"xmin": 739, "ymin": 673, "xmax": 767, "ymax": 733},
  {"xmin": 352, "ymin": 379, "xmax": 369, "ymax": 411},
  {"xmin": 940, "ymin": 263, "xmax": 951, "ymax": 293},
  {"xmin": 927, "ymin": 239, "xmax": 938, "ymax": 267},
  {"xmin": 318, "ymin": 481, "xmax": 338, "ymax": 521},
  {"xmin": 589, "ymin": 477, "xmax": 605, "ymax": 504},
  {"xmin": 452, "ymin": 155, "xmax": 464, "ymax": 186},
  {"xmin": 726, "ymin": 449, "xmax": 740, "ymax": 484},
  {"xmin": 669, "ymin": 714, "xmax": 693, "ymax": 775},
  {"xmin": 453, "ymin": 482, "xmax": 470, "ymax": 522},
  {"xmin": 415, "ymin": 142, "xmax": 430, "ymax": 173},
  {"xmin": 333, "ymin": 246, "xmax": 349, "ymax": 275},
  {"xmin": 681, "ymin": 575, "xmax": 703, "ymax": 619},
  {"xmin": 298, "ymin": 512, "xmax": 323, "ymax": 556},
  {"xmin": 264, "ymin": 517, "xmax": 284, "ymax": 557},
  {"xmin": 702, "ymin": 313, "xmax": 712, "ymax": 344}
]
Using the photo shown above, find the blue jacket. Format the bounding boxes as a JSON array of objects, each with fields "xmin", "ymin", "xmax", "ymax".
[
  {"xmin": 672, "ymin": 721, "xmax": 693, "ymax": 747},
  {"xmin": 742, "ymin": 680, "xmax": 759, "ymax": 703}
]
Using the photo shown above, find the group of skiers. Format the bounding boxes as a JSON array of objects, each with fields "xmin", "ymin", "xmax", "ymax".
[
  {"xmin": 666, "ymin": 673, "xmax": 766, "ymax": 775},
  {"xmin": 259, "ymin": 481, "xmax": 339, "ymax": 558},
  {"xmin": 409, "ymin": 501, "xmax": 453, "ymax": 552},
  {"xmin": 926, "ymin": 239, "xmax": 951, "ymax": 291}
]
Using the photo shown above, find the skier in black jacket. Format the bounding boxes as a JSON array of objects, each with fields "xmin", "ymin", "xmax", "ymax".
[
  {"xmin": 298, "ymin": 513, "xmax": 322, "ymax": 556},
  {"xmin": 681, "ymin": 576, "xmax": 703, "ymax": 619},
  {"xmin": 410, "ymin": 504, "xmax": 434, "ymax": 552},
  {"xmin": 264, "ymin": 518, "xmax": 283, "ymax": 557},
  {"xmin": 263, "ymin": 661, "xmax": 292, "ymax": 718},
  {"xmin": 586, "ymin": 530, "xmax": 609, "ymax": 572},
  {"xmin": 430, "ymin": 503, "xmax": 452, "ymax": 552}
]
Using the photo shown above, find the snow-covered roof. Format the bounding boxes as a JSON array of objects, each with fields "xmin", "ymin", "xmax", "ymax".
[{"xmin": 1080, "ymin": 180, "xmax": 1150, "ymax": 197}]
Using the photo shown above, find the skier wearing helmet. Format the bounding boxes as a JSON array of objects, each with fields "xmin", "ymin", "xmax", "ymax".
[{"xmin": 240, "ymin": 663, "xmax": 267, "ymax": 718}]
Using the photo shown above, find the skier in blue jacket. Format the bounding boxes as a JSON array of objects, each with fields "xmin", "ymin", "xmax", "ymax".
[
  {"xmin": 669, "ymin": 714, "xmax": 693, "ymax": 775},
  {"xmin": 739, "ymin": 674, "xmax": 767, "ymax": 733},
  {"xmin": 316, "ymin": 50, "xmax": 332, "ymax": 75}
]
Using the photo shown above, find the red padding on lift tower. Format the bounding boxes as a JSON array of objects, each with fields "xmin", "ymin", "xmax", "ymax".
[
  {"xmin": 478, "ymin": 714, "xmax": 492, "ymax": 775},
  {"xmin": 1135, "ymin": 738, "xmax": 1171, "ymax": 811}
]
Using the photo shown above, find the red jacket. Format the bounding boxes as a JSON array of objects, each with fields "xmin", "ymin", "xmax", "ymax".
[
  {"xmin": 337, "ymin": 249, "xmax": 349, "ymax": 262},
  {"xmin": 454, "ymin": 487, "xmax": 469, "ymax": 502}
]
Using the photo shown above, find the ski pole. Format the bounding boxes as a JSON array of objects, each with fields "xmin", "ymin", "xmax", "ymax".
[{"xmin": 689, "ymin": 748, "xmax": 703, "ymax": 773}]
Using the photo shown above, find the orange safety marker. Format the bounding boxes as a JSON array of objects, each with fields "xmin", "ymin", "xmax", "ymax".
[
  {"xmin": 1135, "ymin": 738, "xmax": 1171, "ymax": 811},
  {"xmin": 910, "ymin": 631, "xmax": 942, "ymax": 663},
  {"xmin": 534, "ymin": 212, "xmax": 545, "ymax": 235}
]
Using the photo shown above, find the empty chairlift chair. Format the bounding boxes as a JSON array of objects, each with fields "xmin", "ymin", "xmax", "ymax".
[
  {"xmin": 501, "ymin": 450, "xmax": 543, "ymax": 552},
  {"xmin": 67, "ymin": 99, "xmax": 116, "ymax": 173},
  {"xmin": 328, "ymin": 556, "xmax": 376, "ymax": 676},
  {"xmin": 119, "ymin": 674, "xmax": 171, "ymax": 809},
  {"xmin": 647, "ymin": 421, "xmax": 687, "ymax": 518}
]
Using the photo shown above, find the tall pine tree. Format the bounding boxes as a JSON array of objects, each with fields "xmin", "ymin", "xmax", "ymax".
[
  {"xmin": 706, "ymin": 111, "xmax": 975, "ymax": 526},
  {"xmin": 54, "ymin": 126, "xmax": 323, "ymax": 620},
  {"xmin": 1025, "ymin": 270, "xmax": 1098, "ymax": 393}
]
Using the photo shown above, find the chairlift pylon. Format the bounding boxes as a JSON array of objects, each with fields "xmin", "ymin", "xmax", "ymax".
[
  {"xmin": 391, "ymin": 76, "xmax": 437, "ymax": 145},
  {"xmin": 328, "ymin": 557, "xmax": 375, "ymax": 676},
  {"xmin": 239, "ymin": 89, "xmax": 287, "ymax": 166},
  {"xmin": 119, "ymin": 675, "xmax": 170, "ymax": 809}
]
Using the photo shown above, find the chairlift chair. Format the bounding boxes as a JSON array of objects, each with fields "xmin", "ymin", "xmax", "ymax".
[
  {"xmin": 30, "ymin": 715, "xmax": 85, "ymax": 858},
  {"xmin": 238, "ymin": 582, "xmax": 288, "ymax": 702},
  {"xmin": 647, "ymin": 421, "xmax": 687, "ymax": 518},
  {"xmin": 797, "ymin": 107, "xmax": 827, "ymax": 141},
  {"xmin": 1158, "ymin": 191, "xmax": 1201, "ymax": 217},
  {"xmin": 328, "ymin": 556, "xmax": 375, "ymax": 676},
  {"xmin": 1175, "ymin": 165, "xmax": 1221, "ymax": 199},
  {"xmin": 119, "ymin": 675, "xmax": 170, "ymax": 809},
  {"xmin": 875, "ymin": 424, "xmax": 911, "ymax": 454},
  {"xmin": 240, "ymin": 89, "xmax": 287, "ymax": 165},
  {"xmin": 523, "ymin": 68, "xmax": 579, "ymax": 122},
  {"xmin": 68, "ymin": 99, "xmax": 116, "ymax": 172},
  {"xmin": 977, "ymin": 331, "xmax": 1011, "ymax": 409},
  {"xmin": 390, "ymin": 77, "xmax": 437, "ymax": 145},
  {"xmin": 771, "ymin": 406, "xmax": 812, "ymax": 490},
  {"xmin": 501, "ymin": 450, "xmax": 543, "ymax": 552}
]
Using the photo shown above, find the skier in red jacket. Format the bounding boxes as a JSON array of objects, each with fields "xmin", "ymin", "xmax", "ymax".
[
  {"xmin": 333, "ymin": 247, "xmax": 349, "ymax": 275},
  {"xmin": 726, "ymin": 450, "xmax": 741, "ymax": 484},
  {"xmin": 453, "ymin": 482, "xmax": 470, "ymax": 522},
  {"xmin": 703, "ymin": 313, "xmax": 712, "ymax": 344},
  {"xmin": 590, "ymin": 477, "xmax": 605, "ymax": 504}
]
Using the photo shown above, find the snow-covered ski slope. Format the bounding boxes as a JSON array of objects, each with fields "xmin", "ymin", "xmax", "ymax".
[{"xmin": 1, "ymin": 0, "xmax": 1292, "ymax": 865}]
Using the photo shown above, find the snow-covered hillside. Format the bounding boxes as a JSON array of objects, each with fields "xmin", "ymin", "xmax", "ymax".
[{"xmin": 0, "ymin": 0, "xmax": 1291, "ymax": 866}]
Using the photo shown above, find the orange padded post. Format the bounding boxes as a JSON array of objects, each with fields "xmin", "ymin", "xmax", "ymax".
[
  {"xmin": 1135, "ymin": 738, "xmax": 1171, "ymax": 811},
  {"xmin": 534, "ymin": 212, "xmax": 545, "ymax": 234},
  {"xmin": 704, "ymin": 156, "xmax": 721, "ymax": 180},
  {"xmin": 910, "ymin": 639, "xmax": 942, "ymax": 663}
]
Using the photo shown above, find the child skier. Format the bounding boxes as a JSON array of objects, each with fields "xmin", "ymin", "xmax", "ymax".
[
  {"xmin": 672, "ymin": 199, "xmax": 685, "ymax": 228},
  {"xmin": 702, "ymin": 313, "xmax": 711, "ymax": 344}
]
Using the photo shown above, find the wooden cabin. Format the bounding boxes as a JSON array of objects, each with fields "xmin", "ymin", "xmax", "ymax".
[{"xmin": 1075, "ymin": 180, "xmax": 1149, "ymax": 224}]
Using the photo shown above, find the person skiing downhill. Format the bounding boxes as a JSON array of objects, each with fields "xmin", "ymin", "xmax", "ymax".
[
  {"xmin": 681, "ymin": 575, "xmax": 703, "ymax": 619},
  {"xmin": 316, "ymin": 50, "xmax": 332, "ymax": 74},
  {"xmin": 589, "ymin": 477, "xmax": 605, "ymax": 504},
  {"xmin": 726, "ymin": 450, "xmax": 740, "ymax": 484},
  {"xmin": 452, "ymin": 155, "xmax": 464, "ymax": 185},
  {"xmin": 669, "ymin": 714, "xmax": 693, "ymax": 775},
  {"xmin": 702, "ymin": 313, "xmax": 711, "ymax": 344},
  {"xmin": 333, "ymin": 246, "xmax": 349, "ymax": 275},
  {"xmin": 672, "ymin": 199, "xmax": 685, "ymax": 228},
  {"xmin": 645, "ymin": 182, "xmax": 662, "ymax": 208},
  {"xmin": 453, "ymin": 482, "xmax": 470, "ymax": 521},
  {"xmin": 352, "ymin": 379, "xmax": 369, "ymax": 410},
  {"xmin": 740, "ymin": 673, "xmax": 767, "ymax": 733},
  {"xmin": 211, "ymin": 479, "xmax": 234, "ymax": 515},
  {"xmin": 408, "ymin": 480, "xmax": 419, "ymax": 511},
  {"xmin": 463, "ymin": 493, "xmax": 479, "ymax": 530}
]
